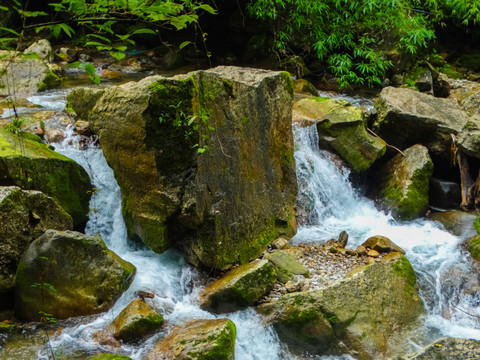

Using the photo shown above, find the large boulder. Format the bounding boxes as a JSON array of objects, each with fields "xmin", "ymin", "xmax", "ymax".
[
  {"xmin": 430, "ymin": 211, "xmax": 476, "ymax": 238},
  {"xmin": 15, "ymin": 230, "xmax": 136, "ymax": 321},
  {"xmin": 68, "ymin": 66, "xmax": 297, "ymax": 270},
  {"xmin": 373, "ymin": 87, "xmax": 470, "ymax": 167},
  {"xmin": 109, "ymin": 298, "xmax": 164, "ymax": 342},
  {"xmin": 258, "ymin": 253, "xmax": 424, "ymax": 359},
  {"xmin": 0, "ymin": 186, "xmax": 72, "ymax": 302},
  {"xmin": 199, "ymin": 259, "xmax": 277, "ymax": 313},
  {"xmin": 146, "ymin": 319, "xmax": 236, "ymax": 360},
  {"xmin": 0, "ymin": 50, "xmax": 61, "ymax": 96},
  {"xmin": 400, "ymin": 337, "xmax": 480, "ymax": 359},
  {"xmin": 293, "ymin": 97, "xmax": 386, "ymax": 171},
  {"xmin": 0, "ymin": 128, "xmax": 92, "ymax": 226},
  {"xmin": 370, "ymin": 144, "xmax": 433, "ymax": 220}
]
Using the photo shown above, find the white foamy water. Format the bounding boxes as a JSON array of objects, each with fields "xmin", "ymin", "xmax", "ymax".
[{"xmin": 18, "ymin": 87, "xmax": 480, "ymax": 360}]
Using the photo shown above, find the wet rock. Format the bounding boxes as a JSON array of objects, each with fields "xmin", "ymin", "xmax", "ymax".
[
  {"xmin": 432, "ymin": 211, "xmax": 477, "ymax": 239},
  {"xmin": 356, "ymin": 245, "xmax": 367, "ymax": 256},
  {"xmin": 433, "ymin": 73, "xmax": 451, "ymax": 98},
  {"xmin": 293, "ymin": 97, "xmax": 386, "ymax": 171},
  {"xmin": 415, "ymin": 71, "xmax": 433, "ymax": 93},
  {"xmin": 362, "ymin": 235, "xmax": 406, "ymax": 254},
  {"xmin": 264, "ymin": 250, "xmax": 309, "ymax": 283},
  {"xmin": 0, "ymin": 127, "xmax": 92, "ymax": 226},
  {"xmin": 15, "ymin": 230, "xmax": 136, "ymax": 321},
  {"xmin": 92, "ymin": 330, "xmax": 121, "ymax": 348},
  {"xmin": 271, "ymin": 237, "xmax": 289, "ymax": 250},
  {"xmin": 68, "ymin": 66, "xmax": 297, "ymax": 270},
  {"xmin": 370, "ymin": 144, "xmax": 433, "ymax": 220},
  {"xmin": 75, "ymin": 120, "xmax": 92, "ymax": 136},
  {"xmin": 45, "ymin": 129, "xmax": 64, "ymax": 143},
  {"xmin": 89, "ymin": 354, "xmax": 132, "ymax": 360},
  {"xmin": 78, "ymin": 53, "xmax": 92, "ymax": 63},
  {"xmin": 461, "ymin": 234, "xmax": 480, "ymax": 261},
  {"xmin": 146, "ymin": 318, "xmax": 236, "ymax": 360},
  {"xmin": 199, "ymin": 259, "xmax": 277, "ymax": 313},
  {"xmin": 258, "ymin": 254, "xmax": 424, "ymax": 359},
  {"xmin": 0, "ymin": 186, "xmax": 72, "ymax": 303},
  {"xmin": 367, "ymin": 249, "xmax": 380, "ymax": 257},
  {"xmin": 293, "ymin": 79, "xmax": 318, "ymax": 97},
  {"xmin": 24, "ymin": 39, "xmax": 54, "ymax": 62},
  {"xmin": 338, "ymin": 231, "xmax": 349, "ymax": 248},
  {"xmin": 57, "ymin": 47, "xmax": 78, "ymax": 63},
  {"xmin": 399, "ymin": 337, "xmax": 480, "ymax": 359},
  {"xmin": 0, "ymin": 50, "xmax": 61, "ymax": 96},
  {"xmin": 429, "ymin": 178, "xmax": 461, "ymax": 210},
  {"xmin": 109, "ymin": 298, "xmax": 164, "ymax": 342},
  {"xmin": 373, "ymin": 87, "xmax": 469, "ymax": 167}
]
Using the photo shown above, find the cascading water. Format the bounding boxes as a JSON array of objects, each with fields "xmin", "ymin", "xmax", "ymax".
[{"xmin": 7, "ymin": 86, "xmax": 480, "ymax": 360}]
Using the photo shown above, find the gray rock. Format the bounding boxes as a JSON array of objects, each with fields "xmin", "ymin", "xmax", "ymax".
[
  {"xmin": 430, "ymin": 210, "xmax": 476, "ymax": 238},
  {"xmin": 415, "ymin": 71, "xmax": 433, "ymax": 93},
  {"xmin": 68, "ymin": 66, "xmax": 297, "ymax": 270},
  {"xmin": 0, "ymin": 187, "xmax": 72, "ymax": 300},
  {"xmin": 399, "ymin": 337, "xmax": 480, "ymax": 359},
  {"xmin": 24, "ymin": 39, "xmax": 54, "ymax": 62},
  {"xmin": 370, "ymin": 144, "xmax": 433, "ymax": 220},
  {"xmin": 15, "ymin": 230, "xmax": 136, "ymax": 321},
  {"xmin": 373, "ymin": 87, "xmax": 470, "ymax": 166}
]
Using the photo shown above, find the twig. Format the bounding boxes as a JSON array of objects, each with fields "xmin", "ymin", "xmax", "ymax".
[
  {"xmin": 215, "ymin": 118, "xmax": 231, "ymax": 158},
  {"xmin": 451, "ymin": 302, "xmax": 479, "ymax": 318},
  {"xmin": 367, "ymin": 127, "xmax": 405, "ymax": 157},
  {"xmin": 43, "ymin": 329, "xmax": 56, "ymax": 360}
]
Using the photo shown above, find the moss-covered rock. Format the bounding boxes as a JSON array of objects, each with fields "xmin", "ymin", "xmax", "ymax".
[
  {"xmin": 68, "ymin": 66, "xmax": 297, "ymax": 270},
  {"xmin": 0, "ymin": 127, "xmax": 92, "ymax": 226},
  {"xmin": 461, "ymin": 234, "xmax": 480, "ymax": 261},
  {"xmin": 0, "ymin": 50, "xmax": 61, "ymax": 96},
  {"xmin": 199, "ymin": 259, "xmax": 277, "ymax": 313},
  {"xmin": 293, "ymin": 97, "xmax": 386, "ymax": 171},
  {"xmin": 0, "ymin": 186, "xmax": 72, "ymax": 302},
  {"xmin": 370, "ymin": 144, "xmax": 433, "ymax": 220},
  {"xmin": 88, "ymin": 354, "xmax": 132, "ymax": 360},
  {"xmin": 264, "ymin": 250, "xmax": 309, "ymax": 283},
  {"xmin": 373, "ymin": 87, "xmax": 469, "ymax": 170},
  {"xmin": 146, "ymin": 318, "xmax": 236, "ymax": 360},
  {"xmin": 15, "ymin": 230, "xmax": 135, "ymax": 321},
  {"xmin": 400, "ymin": 337, "xmax": 480, "ymax": 359},
  {"xmin": 109, "ymin": 298, "xmax": 164, "ymax": 342},
  {"xmin": 258, "ymin": 254, "xmax": 424, "ymax": 359}
]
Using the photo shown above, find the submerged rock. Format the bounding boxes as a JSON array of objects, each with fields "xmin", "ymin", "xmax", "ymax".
[
  {"xmin": 68, "ymin": 66, "xmax": 297, "ymax": 270},
  {"xmin": 258, "ymin": 253, "xmax": 424, "ymax": 359},
  {"xmin": 0, "ymin": 186, "xmax": 72, "ymax": 302},
  {"xmin": 146, "ymin": 318, "xmax": 236, "ymax": 360},
  {"xmin": 109, "ymin": 299, "xmax": 164, "ymax": 342},
  {"xmin": 293, "ymin": 97, "xmax": 386, "ymax": 171},
  {"xmin": 199, "ymin": 259, "xmax": 277, "ymax": 313},
  {"xmin": 399, "ymin": 337, "xmax": 480, "ymax": 359},
  {"xmin": 370, "ymin": 144, "xmax": 433, "ymax": 220},
  {"xmin": 15, "ymin": 230, "xmax": 136, "ymax": 321},
  {"xmin": 0, "ymin": 128, "xmax": 92, "ymax": 226},
  {"xmin": 373, "ymin": 87, "xmax": 469, "ymax": 167}
]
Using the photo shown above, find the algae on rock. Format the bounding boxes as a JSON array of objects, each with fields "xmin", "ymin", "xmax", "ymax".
[
  {"xmin": 0, "ymin": 128, "xmax": 92, "ymax": 226},
  {"xmin": 68, "ymin": 66, "xmax": 298, "ymax": 270}
]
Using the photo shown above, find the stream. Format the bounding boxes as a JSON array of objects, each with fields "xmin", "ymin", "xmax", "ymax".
[{"xmin": 2, "ymin": 78, "xmax": 480, "ymax": 359}]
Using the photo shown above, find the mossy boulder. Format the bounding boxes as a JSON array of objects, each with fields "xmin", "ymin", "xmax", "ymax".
[
  {"xmin": 370, "ymin": 144, "xmax": 433, "ymax": 220},
  {"xmin": 258, "ymin": 253, "xmax": 424, "ymax": 359},
  {"xmin": 15, "ymin": 230, "xmax": 136, "ymax": 321},
  {"xmin": 88, "ymin": 354, "xmax": 132, "ymax": 360},
  {"xmin": 264, "ymin": 250, "xmax": 309, "ymax": 283},
  {"xmin": 293, "ymin": 97, "xmax": 386, "ymax": 171},
  {"xmin": 0, "ymin": 127, "xmax": 92, "ymax": 226},
  {"xmin": 146, "ymin": 318, "xmax": 236, "ymax": 360},
  {"xmin": 68, "ymin": 66, "xmax": 297, "ymax": 270},
  {"xmin": 199, "ymin": 259, "xmax": 277, "ymax": 313},
  {"xmin": 461, "ymin": 234, "xmax": 480, "ymax": 261},
  {"xmin": 0, "ymin": 186, "xmax": 72, "ymax": 302},
  {"xmin": 0, "ymin": 50, "xmax": 61, "ymax": 96},
  {"xmin": 373, "ymin": 87, "xmax": 469, "ymax": 169},
  {"xmin": 109, "ymin": 298, "xmax": 164, "ymax": 342},
  {"xmin": 400, "ymin": 337, "xmax": 480, "ymax": 359}
]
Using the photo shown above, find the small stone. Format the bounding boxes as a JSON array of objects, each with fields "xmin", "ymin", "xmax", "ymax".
[
  {"xmin": 78, "ymin": 53, "xmax": 92, "ymax": 62},
  {"xmin": 45, "ymin": 129, "xmax": 64, "ymax": 143},
  {"xmin": 328, "ymin": 246, "xmax": 339, "ymax": 254},
  {"xmin": 367, "ymin": 257, "xmax": 376, "ymax": 265},
  {"xmin": 75, "ymin": 120, "xmax": 92, "ymax": 136},
  {"xmin": 356, "ymin": 245, "xmax": 367, "ymax": 256},
  {"xmin": 338, "ymin": 231, "xmax": 349, "ymax": 248},
  {"xmin": 367, "ymin": 249, "xmax": 380, "ymax": 257},
  {"xmin": 93, "ymin": 330, "xmax": 121, "ymax": 348}
]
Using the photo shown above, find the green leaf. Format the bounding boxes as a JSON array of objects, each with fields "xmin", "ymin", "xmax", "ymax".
[
  {"xmin": 18, "ymin": 10, "xmax": 48, "ymax": 17},
  {"xmin": 84, "ymin": 63, "xmax": 96, "ymax": 76},
  {"xmin": 195, "ymin": 4, "xmax": 218, "ymax": 15},
  {"xmin": 179, "ymin": 41, "xmax": 192, "ymax": 49},
  {"xmin": 109, "ymin": 51, "xmax": 126, "ymax": 61},
  {"xmin": 130, "ymin": 28, "xmax": 157, "ymax": 35},
  {"xmin": 0, "ymin": 27, "xmax": 20, "ymax": 36},
  {"xmin": 90, "ymin": 74, "xmax": 101, "ymax": 85},
  {"xmin": 0, "ymin": 6, "xmax": 8, "ymax": 11}
]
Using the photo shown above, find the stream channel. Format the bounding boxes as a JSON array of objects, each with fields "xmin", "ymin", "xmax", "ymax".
[{"xmin": 2, "ymin": 75, "xmax": 480, "ymax": 359}]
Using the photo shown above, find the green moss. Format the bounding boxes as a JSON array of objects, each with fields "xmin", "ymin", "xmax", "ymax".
[
  {"xmin": 0, "ymin": 322, "xmax": 15, "ymax": 334},
  {"xmin": 107, "ymin": 250, "xmax": 136, "ymax": 286},
  {"xmin": 204, "ymin": 320, "xmax": 236, "ymax": 360},
  {"xmin": 311, "ymin": 96, "xmax": 331, "ymax": 102},
  {"xmin": 439, "ymin": 64, "xmax": 464, "ymax": 79},
  {"xmin": 457, "ymin": 53, "xmax": 480, "ymax": 72},
  {"xmin": 391, "ymin": 256, "xmax": 417, "ymax": 290},
  {"xmin": 37, "ymin": 70, "xmax": 61, "ymax": 92},
  {"xmin": 467, "ymin": 235, "xmax": 480, "ymax": 260},
  {"xmin": 89, "ymin": 354, "xmax": 132, "ymax": 360},
  {"xmin": 280, "ymin": 71, "xmax": 294, "ymax": 96},
  {"xmin": 119, "ymin": 313, "xmax": 164, "ymax": 342}
]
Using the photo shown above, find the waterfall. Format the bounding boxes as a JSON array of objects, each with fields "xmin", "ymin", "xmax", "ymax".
[{"xmin": 19, "ymin": 87, "xmax": 480, "ymax": 359}]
